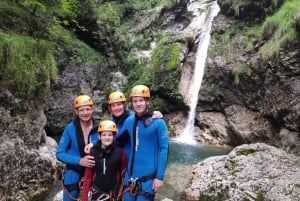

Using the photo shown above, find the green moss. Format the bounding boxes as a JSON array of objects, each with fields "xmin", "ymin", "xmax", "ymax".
[
  {"xmin": 236, "ymin": 148, "xmax": 258, "ymax": 156},
  {"xmin": 0, "ymin": 32, "xmax": 57, "ymax": 101},
  {"xmin": 232, "ymin": 61, "xmax": 250, "ymax": 85},
  {"xmin": 199, "ymin": 182, "xmax": 229, "ymax": 201},
  {"xmin": 230, "ymin": 161, "xmax": 238, "ymax": 174}
]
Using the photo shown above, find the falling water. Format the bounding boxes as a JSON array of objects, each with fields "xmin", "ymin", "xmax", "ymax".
[{"xmin": 177, "ymin": 1, "xmax": 220, "ymax": 144}]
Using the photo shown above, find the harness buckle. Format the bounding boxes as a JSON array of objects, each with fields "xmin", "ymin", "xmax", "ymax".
[
  {"xmin": 128, "ymin": 178, "xmax": 139, "ymax": 196},
  {"xmin": 129, "ymin": 177, "xmax": 138, "ymax": 186}
]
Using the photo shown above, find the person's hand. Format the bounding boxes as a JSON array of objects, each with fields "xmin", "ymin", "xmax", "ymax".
[
  {"xmin": 84, "ymin": 143, "xmax": 94, "ymax": 153},
  {"xmin": 152, "ymin": 178, "xmax": 163, "ymax": 192},
  {"xmin": 79, "ymin": 155, "xmax": 95, "ymax": 168},
  {"xmin": 152, "ymin": 111, "xmax": 163, "ymax": 119}
]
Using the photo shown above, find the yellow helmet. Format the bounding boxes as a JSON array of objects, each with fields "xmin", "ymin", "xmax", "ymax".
[
  {"xmin": 130, "ymin": 85, "xmax": 150, "ymax": 98},
  {"xmin": 98, "ymin": 120, "xmax": 117, "ymax": 133},
  {"xmin": 74, "ymin": 95, "xmax": 93, "ymax": 108},
  {"xmin": 108, "ymin": 91, "xmax": 126, "ymax": 104}
]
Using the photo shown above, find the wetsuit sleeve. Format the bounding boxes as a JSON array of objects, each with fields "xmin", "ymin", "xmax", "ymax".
[
  {"xmin": 115, "ymin": 120, "xmax": 129, "ymax": 146},
  {"xmin": 115, "ymin": 130, "xmax": 130, "ymax": 147},
  {"xmin": 156, "ymin": 120, "xmax": 170, "ymax": 180},
  {"xmin": 82, "ymin": 167, "xmax": 94, "ymax": 201},
  {"xmin": 56, "ymin": 124, "xmax": 81, "ymax": 165}
]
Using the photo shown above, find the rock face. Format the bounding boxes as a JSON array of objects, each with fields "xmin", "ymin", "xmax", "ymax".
[
  {"xmin": 0, "ymin": 104, "xmax": 57, "ymax": 201},
  {"xmin": 184, "ymin": 143, "xmax": 300, "ymax": 201},
  {"xmin": 189, "ymin": 1, "xmax": 300, "ymax": 155}
]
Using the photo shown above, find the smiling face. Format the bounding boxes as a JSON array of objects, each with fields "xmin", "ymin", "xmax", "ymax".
[
  {"xmin": 75, "ymin": 105, "xmax": 93, "ymax": 122},
  {"xmin": 99, "ymin": 131, "xmax": 114, "ymax": 148},
  {"xmin": 110, "ymin": 102, "xmax": 126, "ymax": 118},
  {"xmin": 131, "ymin": 96, "xmax": 149, "ymax": 116}
]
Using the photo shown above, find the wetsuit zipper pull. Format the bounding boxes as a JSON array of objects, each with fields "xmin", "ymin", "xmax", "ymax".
[{"xmin": 103, "ymin": 158, "xmax": 106, "ymax": 174}]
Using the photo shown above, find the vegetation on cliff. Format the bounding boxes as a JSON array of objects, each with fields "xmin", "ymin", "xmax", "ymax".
[{"xmin": 0, "ymin": 0, "xmax": 299, "ymax": 111}]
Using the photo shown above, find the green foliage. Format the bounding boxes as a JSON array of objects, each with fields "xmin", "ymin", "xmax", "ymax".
[
  {"xmin": 126, "ymin": 59, "xmax": 154, "ymax": 91},
  {"xmin": 128, "ymin": 0, "xmax": 177, "ymax": 10},
  {"xmin": 149, "ymin": 97, "xmax": 167, "ymax": 111},
  {"xmin": 260, "ymin": 0, "xmax": 299, "ymax": 61},
  {"xmin": 96, "ymin": 3, "xmax": 121, "ymax": 28},
  {"xmin": 0, "ymin": 32, "xmax": 57, "ymax": 100},
  {"xmin": 210, "ymin": 23, "xmax": 261, "ymax": 60},
  {"xmin": 150, "ymin": 34, "xmax": 182, "ymax": 100},
  {"xmin": 62, "ymin": 35, "xmax": 106, "ymax": 64},
  {"xmin": 232, "ymin": 61, "xmax": 250, "ymax": 84}
]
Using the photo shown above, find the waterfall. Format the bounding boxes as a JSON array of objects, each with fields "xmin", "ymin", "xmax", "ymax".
[{"xmin": 176, "ymin": 1, "xmax": 220, "ymax": 144}]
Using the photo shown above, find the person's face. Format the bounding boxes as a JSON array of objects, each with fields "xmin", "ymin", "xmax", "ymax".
[
  {"xmin": 76, "ymin": 106, "xmax": 93, "ymax": 122},
  {"xmin": 110, "ymin": 102, "xmax": 125, "ymax": 118},
  {"xmin": 131, "ymin": 97, "xmax": 148, "ymax": 116},
  {"xmin": 99, "ymin": 131, "xmax": 114, "ymax": 148}
]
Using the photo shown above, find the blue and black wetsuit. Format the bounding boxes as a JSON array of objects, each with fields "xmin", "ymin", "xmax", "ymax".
[
  {"xmin": 56, "ymin": 116, "xmax": 100, "ymax": 201},
  {"xmin": 111, "ymin": 109, "xmax": 133, "ymax": 158},
  {"xmin": 117, "ymin": 111, "xmax": 169, "ymax": 201},
  {"xmin": 81, "ymin": 142, "xmax": 127, "ymax": 201}
]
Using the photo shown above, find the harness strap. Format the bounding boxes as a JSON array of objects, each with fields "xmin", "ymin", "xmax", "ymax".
[
  {"xmin": 64, "ymin": 182, "xmax": 81, "ymax": 191},
  {"xmin": 136, "ymin": 172, "xmax": 156, "ymax": 182},
  {"xmin": 61, "ymin": 181, "xmax": 82, "ymax": 201},
  {"xmin": 138, "ymin": 190, "xmax": 155, "ymax": 201}
]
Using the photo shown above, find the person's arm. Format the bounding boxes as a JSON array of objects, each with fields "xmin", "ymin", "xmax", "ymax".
[
  {"xmin": 115, "ymin": 130, "xmax": 130, "ymax": 147},
  {"xmin": 81, "ymin": 165, "xmax": 94, "ymax": 201},
  {"xmin": 155, "ymin": 120, "xmax": 170, "ymax": 180},
  {"xmin": 56, "ymin": 124, "xmax": 81, "ymax": 165},
  {"xmin": 152, "ymin": 120, "xmax": 169, "ymax": 192}
]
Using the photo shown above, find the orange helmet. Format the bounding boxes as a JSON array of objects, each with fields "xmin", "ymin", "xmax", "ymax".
[
  {"xmin": 98, "ymin": 120, "xmax": 117, "ymax": 133},
  {"xmin": 130, "ymin": 85, "xmax": 150, "ymax": 98},
  {"xmin": 108, "ymin": 91, "xmax": 126, "ymax": 104},
  {"xmin": 74, "ymin": 95, "xmax": 93, "ymax": 108}
]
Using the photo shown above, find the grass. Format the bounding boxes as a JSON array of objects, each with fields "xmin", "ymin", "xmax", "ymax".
[{"xmin": 259, "ymin": 0, "xmax": 300, "ymax": 61}]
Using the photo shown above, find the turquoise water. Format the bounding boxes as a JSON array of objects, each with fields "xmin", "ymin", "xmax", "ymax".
[
  {"xmin": 155, "ymin": 140, "xmax": 231, "ymax": 200},
  {"xmin": 168, "ymin": 140, "xmax": 231, "ymax": 165},
  {"xmin": 42, "ymin": 139, "xmax": 231, "ymax": 201}
]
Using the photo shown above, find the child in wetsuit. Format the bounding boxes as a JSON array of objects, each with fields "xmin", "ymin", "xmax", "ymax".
[{"xmin": 81, "ymin": 120, "xmax": 127, "ymax": 201}]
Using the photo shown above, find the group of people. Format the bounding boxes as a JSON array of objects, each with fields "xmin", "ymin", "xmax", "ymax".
[{"xmin": 56, "ymin": 85, "xmax": 170, "ymax": 201}]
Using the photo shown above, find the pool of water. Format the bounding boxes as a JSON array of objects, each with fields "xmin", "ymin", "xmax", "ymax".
[
  {"xmin": 155, "ymin": 140, "xmax": 231, "ymax": 200},
  {"xmin": 42, "ymin": 139, "xmax": 231, "ymax": 201}
]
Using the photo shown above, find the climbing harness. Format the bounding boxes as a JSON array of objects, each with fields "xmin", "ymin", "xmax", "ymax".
[
  {"xmin": 90, "ymin": 185, "xmax": 123, "ymax": 201},
  {"xmin": 122, "ymin": 172, "xmax": 156, "ymax": 200},
  {"xmin": 61, "ymin": 180, "xmax": 83, "ymax": 201},
  {"xmin": 60, "ymin": 165, "xmax": 84, "ymax": 201}
]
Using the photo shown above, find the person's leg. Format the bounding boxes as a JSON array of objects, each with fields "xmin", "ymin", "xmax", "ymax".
[{"xmin": 62, "ymin": 169, "xmax": 81, "ymax": 201}]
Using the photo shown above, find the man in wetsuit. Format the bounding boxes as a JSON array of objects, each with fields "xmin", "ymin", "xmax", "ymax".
[
  {"xmin": 119, "ymin": 85, "xmax": 170, "ymax": 201},
  {"xmin": 56, "ymin": 95, "xmax": 99, "ymax": 201}
]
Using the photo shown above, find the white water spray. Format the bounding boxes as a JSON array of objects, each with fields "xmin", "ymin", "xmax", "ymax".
[{"xmin": 176, "ymin": 1, "xmax": 220, "ymax": 144}]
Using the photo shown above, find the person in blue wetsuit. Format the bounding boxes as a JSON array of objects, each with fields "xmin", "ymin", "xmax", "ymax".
[
  {"xmin": 107, "ymin": 91, "xmax": 133, "ymax": 159},
  {"xmin": 119, "ymin": 85, "xmax": 170, "ymax": 201},
  {"xmin": 56, "ymin": 95, "xmax": 100, "ymax": 201},
  {"xmin": 106, "ymin": 91, "xmax": 163, "ymax": 159}
]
